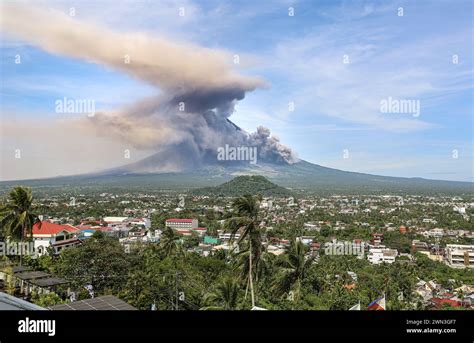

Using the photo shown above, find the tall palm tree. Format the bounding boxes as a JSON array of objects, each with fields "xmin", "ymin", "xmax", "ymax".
[
  {"xmin": 225, "ymin": 194, "xmax": 263, "ymax": 308},
  {"xmin": 0, "ymin": 186, "xmax": 41, "ymax": 265},
  {"xmin": 273, "ymin": 238, "xmax": 314, "ymax": 301},
  {"xmin": 159, "ymin": 227, "xmax": 183, "ymax": 258},
  {"xmin": 201, "ymin": 278, "xmax": 240, "ymax": 310}
]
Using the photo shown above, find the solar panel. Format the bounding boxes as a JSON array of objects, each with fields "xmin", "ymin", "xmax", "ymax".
[{"xmin": 49, "ymin": 295, "xmax": 137, "ymax": 311}]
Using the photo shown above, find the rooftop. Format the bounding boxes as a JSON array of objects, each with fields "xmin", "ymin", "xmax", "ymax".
[
  {"xmin": 0, "ymin": 292, "xmax": 46, "ymax": 311},
  {"xmin": 49, "ymin": 295, "xmax": 137, "ymax": 311}
]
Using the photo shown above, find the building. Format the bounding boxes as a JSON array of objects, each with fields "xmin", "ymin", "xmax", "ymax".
[
  {"xmin": 297, "ymin": 236, "xmax": 314, "ymax": 245},
  {"xmin": 31, "ymin": 221, "xmax": 79, "ymax": 254},
  {"xmin": 0, "ymin": 292, "xmax": 46, "ymax": 310},
  {"xmin": 49, "ymin": 295, "xmax": 136, "ymax": 310},
  {"xmin": 412, "ymin": 240, "xmax": 429, "ymax": 252},
  {"xmin": 371, "ymin": 233, "xmax": 384, "ymax": 246},
  {"xmin": 165, "ymin": 218, "xmax": 198, "ymax": 230},
  {"xmin": 128, "ymin": 217, "xmax": 151, "ymax": 229},
  {"xmin": 367, "ymin": 248, "xmax": 398, "ymax": 264},
  {"xmin": 218, "ymin": 232, "xmax": 240, "ymax": 242},
  {"xmin": 445, "ymin": 244, "xmax": 474, "ymax": 268},
  {"xmin": 303, "ymin": 222, "xmax": 320, "ymax": 232},
  {"xmin": 423, "ymin": 228, "xmax": 444, "ymax": 238}
]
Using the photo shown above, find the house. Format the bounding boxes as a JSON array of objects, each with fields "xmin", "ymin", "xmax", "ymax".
[
  {"xmin": 297, "ymin": 236, "xmax": 314, "ymax": 245},
  {"xmin": 103, "ymin": 217, "xmax": 128, "ymax": 227},
  {"xmin": 193, "ymin": 228, "xmax": 208, "ymax": 236},
  {"xmin": 371, "ymin": 233, "xmax": 383, "ymax": 246},
  {"xmin": 423, "ymin": 228, "xmax": 444, "ymax": 238},
  {"xmin": 429, "ymin": 298, "xmax": 462, "ymax": 309},
  {"xmin": 303, "ymin": 222, "xmax": 320, "ymax": 232},
  {"xmin": 412, "ymin": 240, "xmax": 429, "ymax": 252},
  {"xmin": 367, "ymin": 248, "xmax": 398, "ymax": 264},
  {"xmin": 128, "ymin": 218, "xmax": 151, "ymax": 229},
  {"xmin": 31, "ymin": 221, "xmax": 79, "ymax": 254}
]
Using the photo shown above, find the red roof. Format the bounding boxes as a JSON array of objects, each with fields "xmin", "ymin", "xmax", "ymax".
[
  {"xmin": 431, "ymin": 298, "xmax": 461, "ymax": 308},
  {"xmin": 194, "ymin": 227, "xmax": 207, "ymax": 231},
  {"xmin": 32, "ymin": 221, "xmax": 78, "ymax": 236},
  {"xmin": 166, "ymin": 218, "xmax": 194, "ymax": 223}
]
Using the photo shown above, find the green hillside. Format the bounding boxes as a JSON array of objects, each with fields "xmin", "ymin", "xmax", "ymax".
[{"xmin": 192, "ymin": 175, "xmax": 293, "ymax": 197}]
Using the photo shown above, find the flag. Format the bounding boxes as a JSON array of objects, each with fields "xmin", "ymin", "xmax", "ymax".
[
  {"xmin": 368, "ymin": 296, "xmax": 385, "ymax": 310},
  {"xmin": 349, "ymin": 302, "xmax": 360, "ymax": 310}
]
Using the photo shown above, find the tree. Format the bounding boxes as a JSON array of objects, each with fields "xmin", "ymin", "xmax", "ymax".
[
  {"xmin": 159, "ymin": 227, "xmax": 183, "ymax": 258},
  {"xmin": 273, "ymin": 239, "xmax": 315, "ymax": 301},
  {"xmin": 225, "ymin": 194, "xmax": 263, "ymax": 308},
  {"xmin": 201, "ymin": 278, "xmax": 240, "ymax": 310},
  {"xmin": 91, "ymin": 230, "xmax": 105, "ymax": 240},
  {"xmin": 31, "ymin": 291, "xmax": 64, "ymax": 307},
  {"xmin": 0, "ymin": 186, "xmax": 41, "ymax": 265},
  {"xmin": 54, "ymin": 237, "xmax": 131, "ymax": 296}
]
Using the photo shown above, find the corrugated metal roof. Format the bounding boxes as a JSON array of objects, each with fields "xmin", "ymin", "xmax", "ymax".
[{"xmin": 49, "ymin": 295, "xmax": 137, "ymax": 311}]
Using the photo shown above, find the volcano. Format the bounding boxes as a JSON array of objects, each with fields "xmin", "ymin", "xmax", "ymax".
[
  {"xmin": 68, "ymin": 120, "xmax": 468, "ymax": 194},
  {"xmin": 1, "ymin": 119, "xmax": 471, "ymax": 194}
]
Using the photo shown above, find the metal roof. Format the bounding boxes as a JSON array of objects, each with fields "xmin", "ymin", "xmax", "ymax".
[
  {"xmin": 12, "ymin": 266, "xmax": 33, "ymax": 273},
  {"xmin": 49, "ymin": 295, "xmax": 137, "ymax": 311},
  {"xmin": 15, "ymin": 271, "xmax": 50, "ymax": 280},
  {"xmin": 29, "ymin": 277, "xmax": 69, "ymax": 287},
  {"xmin": 0, "ymin": 292, "xmax": 46, "ymax": 311}
]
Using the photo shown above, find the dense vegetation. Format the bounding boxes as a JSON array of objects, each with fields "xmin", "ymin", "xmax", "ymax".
[
  {"xmin": 1, "ymin": 186, "xmax": 473, "ymax": 310},
  {"xmin": 192, "ymin": 175, "xmax": 293, "ymax": 197}
]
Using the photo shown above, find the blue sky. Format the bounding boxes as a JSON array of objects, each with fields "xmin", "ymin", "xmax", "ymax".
[{"xmin": 1, "ymin": 0, "xmax": 473, "ymax": 181}]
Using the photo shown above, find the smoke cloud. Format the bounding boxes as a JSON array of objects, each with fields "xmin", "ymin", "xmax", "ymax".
[{"xmin": 1, "ymin": 3, "xmax": 298, "ymax": 171}]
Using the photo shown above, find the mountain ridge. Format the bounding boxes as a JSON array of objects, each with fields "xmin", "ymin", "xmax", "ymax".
[{"xmin": 1, "ymin": 158, "xmax": 471, "ymax": 195}]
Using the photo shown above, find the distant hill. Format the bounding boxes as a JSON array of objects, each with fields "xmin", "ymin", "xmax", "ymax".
[
  {"xmin": 1, "ymin": 159, "xmax": 472, "ymax": 196},
  {"xmin": 192, "ymin": 175, "xmax": 293, "ymax": 197}
]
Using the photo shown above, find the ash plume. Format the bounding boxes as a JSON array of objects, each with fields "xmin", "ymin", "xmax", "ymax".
[{"xmin": 1, "ymin": 3, "xmax": 298, "ymax": 170}]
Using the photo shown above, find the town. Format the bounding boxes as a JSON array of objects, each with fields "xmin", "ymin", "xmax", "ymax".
[{"xmin": 0, "ymin": 181, "xmax": 473, "ymax": 311}]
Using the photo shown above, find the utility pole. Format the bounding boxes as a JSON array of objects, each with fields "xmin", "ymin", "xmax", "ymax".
[{"xmin": 175, "ymin": 271, "xmax": 179, "ymax": 311}]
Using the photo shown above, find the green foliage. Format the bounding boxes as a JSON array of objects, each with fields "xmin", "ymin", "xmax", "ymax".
[
  {"xmin": 0, "ymin": 186, "xmax": 41, "ymax": 240},
  {"xmin": 53, "ymin": 237, "xmax": 131, "ymax": 296},
  {"xmin": 31, "ymin": 292, "xmax": 64, "ymax": 307},
  {"xmin": 194, "ymin": 175, "xmax": 293, "ymax": 197}
]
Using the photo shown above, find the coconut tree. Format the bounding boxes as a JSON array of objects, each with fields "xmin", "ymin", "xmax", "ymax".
[
  {"xmin": 159, "ymin": 227, "xmax": 183, "ymax": 258},
  {"xmin": 225, "ymin": 194, "xmax": 263, "ymax": 308},
  {"xmin": 273, "ymin": 238, "xmax": 315, "ymax": 301},
  {"xmin": 201, "ymin": 278, "xmax": 240, "ymax": 310},
  {"xmin": 0, "ymin": 186, "xmax": 41, "ymax": 265}
]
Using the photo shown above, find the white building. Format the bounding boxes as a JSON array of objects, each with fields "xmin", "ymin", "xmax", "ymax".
[
  {"xmin": 129, "ymin": 218, "xmax": 151, "ymax": 229},
  {"xmin": 423, "ymin": 228, "xmax": 444, "ymax": 238},
  {"xmin": 445, "ymin": 244, "xmax": 474, "ymax": 269},
  {"xmin": 303, "ymin": 222, "xmax": 320, "ymax": 232},
  {"xmin": 165, "ymin": 218, "xmax": 198, "ymax": 230},
  {"xmin": 367, "ymin": 248, "xmax": 398, "ymax": 264},
  {"xmin": 218, "ymin": 232, "xmax": 240, "ymax": 242},
  {"xmin": 30, "ymin": 221, "xmax": 79, "ymax": 254},
  {"xmin": 297, "ymin": 236, "xmax": 314, "ymax": 245}
]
